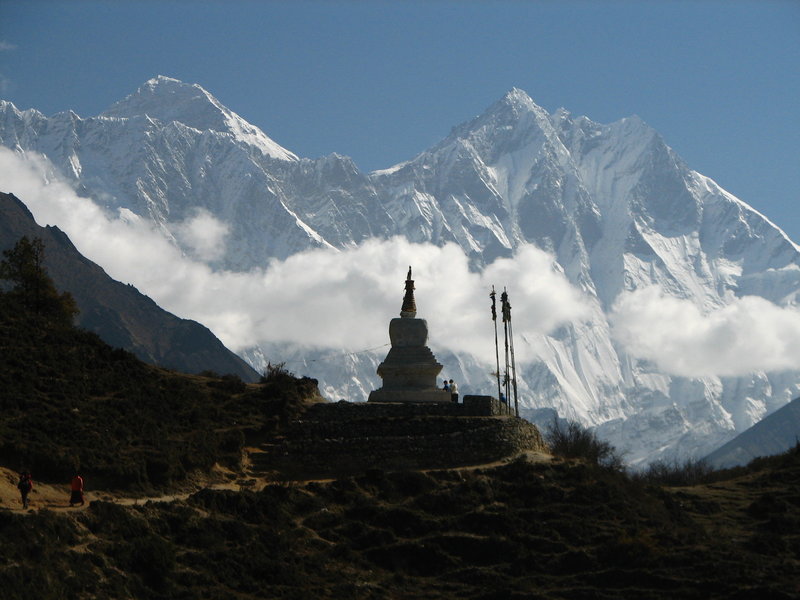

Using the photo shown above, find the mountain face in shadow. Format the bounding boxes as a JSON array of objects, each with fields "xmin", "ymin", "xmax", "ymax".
[
  {"xmin": 0, "ymin": 192, "xmax": 258, "ymax": 382},
  {"xmin": 704, "ymin": 396, "xmax": 800, "ymax": 468}
]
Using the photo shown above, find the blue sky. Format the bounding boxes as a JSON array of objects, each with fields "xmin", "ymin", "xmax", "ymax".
[{"xmin": 1, "ymin": 0, "xmax": 798, "ymax": 241}]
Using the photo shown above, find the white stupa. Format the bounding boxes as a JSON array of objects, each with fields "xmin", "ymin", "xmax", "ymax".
[{"xmin": 368, "ymin": 267, "xmax": 452, "ymax": 403}]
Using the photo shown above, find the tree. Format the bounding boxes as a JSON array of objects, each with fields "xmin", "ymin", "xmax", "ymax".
[{"xmin": 0, "ymin": 236, "xmax": 78, "ymax": 325}]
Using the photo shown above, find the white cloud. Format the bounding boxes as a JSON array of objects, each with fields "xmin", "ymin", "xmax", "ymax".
[
  {"xmin": 610, "ymin": 286, "xmax": 800, "ymax": 377},
  {"xmin": 0, "ymin": 41, "xmax": 16, "ymax": 51},
  {"xmin": 13, "ymin": 147, "xmax": 798, "ymax": 382},
  {"xmin": 11, "ymin": 146, "xmax": 797, "ymax": 382},
  {"xmin": 174, "ymin": 208, "xmax": 229, "ymax": 261},
  {"xmin": 0, "ymin": 148, "xmax": 590, "ymax": 364}
]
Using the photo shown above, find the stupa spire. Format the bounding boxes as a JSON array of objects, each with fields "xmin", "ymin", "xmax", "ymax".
[{"xmin": 400, "ymin": 266, "xmax": 417, "ymax": 318}]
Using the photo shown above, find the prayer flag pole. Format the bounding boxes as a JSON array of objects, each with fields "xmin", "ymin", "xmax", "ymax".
[
  {"xmin": 490, "ymin": 286, "xmax": 504, "ymax": 413},
  {"xmin": 501, "ymin": 288, "xmax": 519, "ymax": 417}
]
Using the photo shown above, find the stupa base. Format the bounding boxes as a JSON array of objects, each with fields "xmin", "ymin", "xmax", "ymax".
[{"xmin": 368, "ymin": 389, "xmax": 453, "ymax": 403}]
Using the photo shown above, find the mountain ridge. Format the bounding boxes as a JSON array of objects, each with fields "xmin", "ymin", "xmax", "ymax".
[{"xmin": 704, "ymin": 395, "xmax": 800, "ymax": 468}]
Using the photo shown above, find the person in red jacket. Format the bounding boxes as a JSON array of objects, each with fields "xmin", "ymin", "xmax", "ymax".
[
  {"xmin": 69, "ymin": 474, "xmax": 84, "ymax": 507},
  {"xmin": 17, "ymin": 472, "xmax": 32, "ymax": 509}
]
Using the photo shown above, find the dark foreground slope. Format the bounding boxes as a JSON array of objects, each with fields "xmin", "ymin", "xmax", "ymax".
[
  {"xmin": 1, "ymin": 448, "xmax": 799, "ymax": 599},
  {"xmin": 0, "ymin": 281, "xmax": 318, "ymax": 489},
  {"xmin": 0, "ymin": 192, "xmax": 259, "ymax": 381}
]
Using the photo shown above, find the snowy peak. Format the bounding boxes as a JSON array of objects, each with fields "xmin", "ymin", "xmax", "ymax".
[
  {"xmin": 456, "ymin": 87, "xmax": 551, "ymax": 141},
  {"xmin": 417, "ymin": 88, "xmax": 560, "ymax": 175},
  {"xmin": 102, "ymin": 76, "xmax": 227, "ymax": 128},
  {"xmin": 494, "ymin": 87, "xmax": 538, "ymax": 112},
  {"xmin": 102, "ymin": 76, "xmax": 297, "ymax": 161}
]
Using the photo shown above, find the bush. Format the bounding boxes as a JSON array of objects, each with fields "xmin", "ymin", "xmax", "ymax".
[
  {"xmin": 546, "ymin": 419, "xmax": 625, "ymax": 471},
  {"xmin": 634, "ymin": 457, "xmax": 715, "ymax": 486},
  {"xmin": 260, "ymin": 361, "xmax": 294, "ymax": 383}
]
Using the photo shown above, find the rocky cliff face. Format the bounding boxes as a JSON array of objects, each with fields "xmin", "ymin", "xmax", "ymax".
[{"xmin": 1, "ymin": 77, "xmax": 798, "ymax": 464}]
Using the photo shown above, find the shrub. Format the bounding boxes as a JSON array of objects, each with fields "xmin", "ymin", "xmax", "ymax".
[
  {"xmin": 546, "ymin": 419, "xmax": 625, "ymax": 471},
  {"xmin": 634, "ymin": 457, "xmax": 715, "ymax": 486},
  {"xmin": 260, "ymin": 361, "xmax": 294, "ymax": 383}
]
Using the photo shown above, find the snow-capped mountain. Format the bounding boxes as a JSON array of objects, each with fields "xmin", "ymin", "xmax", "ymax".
[{"xmin": 2, "ymin": 76, "xmax": 798, "ymax": 465}]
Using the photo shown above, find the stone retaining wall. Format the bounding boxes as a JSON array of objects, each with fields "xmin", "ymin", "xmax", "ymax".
[
  {"xmin": 255, "ymin": 400, "xmax": 546, "ymax": 479},
  {"xmin": 305, "ymin": 395, "xmax": 513, "ymax": 420}
]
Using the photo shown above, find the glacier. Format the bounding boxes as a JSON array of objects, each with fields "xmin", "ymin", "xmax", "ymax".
[{"xmin": 1, "ymin": 76, "xmax": 798, "ymax": 466}]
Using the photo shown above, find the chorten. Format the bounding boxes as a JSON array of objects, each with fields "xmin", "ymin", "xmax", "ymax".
[{"xmin": 368, "ymin": 267, "xmax": 451, "ymax": 403}]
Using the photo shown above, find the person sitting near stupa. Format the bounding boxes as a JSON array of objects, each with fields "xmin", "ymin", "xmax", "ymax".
[{"xmin": 449, "ymin": 379, "xmax": 459, "ymax": 403}]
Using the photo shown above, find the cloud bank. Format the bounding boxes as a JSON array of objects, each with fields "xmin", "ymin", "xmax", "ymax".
[
  {"xmin": 0, "ymin": 148, "xmax": 589, "ymax": 365},
  {"xmin": 6, "ymin": 148, "xmax": 797, "ymax": 379},
  {"xmin": 610, "ymin": 286, "xmax": 800, "ymax": 377}
]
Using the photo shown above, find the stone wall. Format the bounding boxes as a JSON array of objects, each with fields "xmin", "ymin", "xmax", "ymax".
[
  {"xmin": 253, "ymin": 400, "xmax": 547, "ymax": 479},
  {"xmin": 305, "ymin": 395, "xmax": 513, "ymax": 420}
]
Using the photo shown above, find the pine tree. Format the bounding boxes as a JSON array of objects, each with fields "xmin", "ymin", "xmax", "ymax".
[{"xmin": 0, "ymin": 235, "xmax": 78, "ymax": 325}]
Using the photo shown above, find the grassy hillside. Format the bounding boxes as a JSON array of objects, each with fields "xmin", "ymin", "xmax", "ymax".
[
  {"xmin": 1, "ymin": 447, "xmax": 798, "ymax": 599},
  {"xmin": 0, "ymin": 252, "xmax": 319, "ymax": 489}
]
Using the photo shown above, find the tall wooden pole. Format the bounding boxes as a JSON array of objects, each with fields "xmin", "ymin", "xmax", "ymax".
[
  {"xmin": 490, "ymin": 286, "xmax": 503, "ymax": 413},
  {"xmin": 501, "ymin": 289, "xmax": 518, "ymax": 417},
  {"xmin": 507, "ymin": 295, "xmax": 519, "ymax": 418},
  {"xmin": 501, "ymin": 289, "xmax": 511, "ymax": 415}
]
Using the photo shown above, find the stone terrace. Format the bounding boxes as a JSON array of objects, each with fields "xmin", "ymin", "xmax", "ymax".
[{"xmin": 249, "ymin": 397, "xmax": 547, "ymax": 480}]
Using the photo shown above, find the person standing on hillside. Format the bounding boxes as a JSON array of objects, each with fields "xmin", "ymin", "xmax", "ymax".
[
  {"xmin": 449, "ymin": 379, "xmax": 459, "ymax": 403},
  {"xmin": 69, "ymin": 474, "xmax": 85, "ymax": 507},
  {"xmin": 17, "ymin": 472, "xmax": 32, "ymax": 509}
]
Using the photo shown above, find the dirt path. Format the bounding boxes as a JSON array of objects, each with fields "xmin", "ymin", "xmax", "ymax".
[
  {"xmin": 0, "ymin": 450, "xmax": 554, "ymax": 515},
  {"xmin": 0, "ymin": 465, "xmax": 251, "ymax": 514},
  {"xmin": 441, "ymin": 449, "xmax": 552, "ymax": 472}
]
